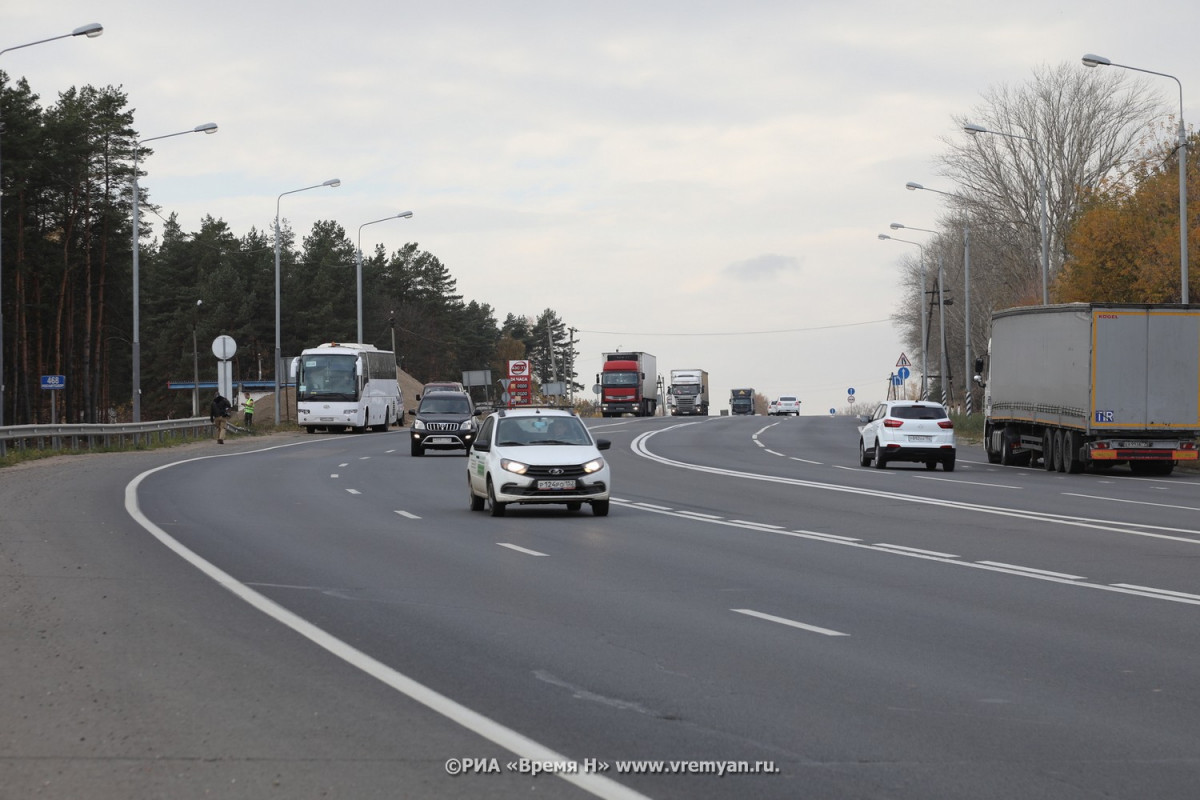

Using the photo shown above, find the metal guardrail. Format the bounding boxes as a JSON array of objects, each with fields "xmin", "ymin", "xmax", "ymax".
[{"xmin": 0, "ymin": 417, "xmax": 213, "ymax": 458}]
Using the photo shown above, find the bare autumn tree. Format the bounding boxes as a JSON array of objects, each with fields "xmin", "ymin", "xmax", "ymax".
[
  {"xmin": 936, "ymin": 62, "xmax": 1163, "ymax": 305},
  {"xmin": 891, "ymin": 63, "xmax": 1164, "ymax": 410}
]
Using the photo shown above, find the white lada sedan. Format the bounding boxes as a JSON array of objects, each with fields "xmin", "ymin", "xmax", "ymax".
[{"xmin": 467, "ymin": 407, "xmax": 612, "ymax": 517}]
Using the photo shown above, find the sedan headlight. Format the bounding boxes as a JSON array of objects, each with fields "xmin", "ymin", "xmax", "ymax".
[
  {"xmin": 582, "ymin": 457, "xmax": 605, "ymax": 474},
  {"xmin": 500, "ymin": 458, "xmax": 529, "ymax": 475}
]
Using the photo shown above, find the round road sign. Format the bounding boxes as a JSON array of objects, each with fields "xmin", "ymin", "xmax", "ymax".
[{"xmin": 211, "ymin": 335, "xmax": 237, "ymax": 360}]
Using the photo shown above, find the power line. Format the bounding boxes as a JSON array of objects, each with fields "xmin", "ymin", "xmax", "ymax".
[{"xmin": 575, "ymin": 319, "xmax": 892, "ymax": 337}]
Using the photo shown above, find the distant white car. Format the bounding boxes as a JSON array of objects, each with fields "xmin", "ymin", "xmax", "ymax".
[
  {"xmin": 467, "ymin": 407, "xmax": 612, "ymax": 517},
  {"xmin": 857, "ymin": 400, "xmax": 956, "ymax": 471},
  {"xmin": 770, "ymin": 396, "xmax": 801, "ymax": 416}
]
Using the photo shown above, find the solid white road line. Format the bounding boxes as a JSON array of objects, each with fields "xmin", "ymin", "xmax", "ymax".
[{"xmin": 126, "ymin": 445, "xmax": 648, "ymax": 800}]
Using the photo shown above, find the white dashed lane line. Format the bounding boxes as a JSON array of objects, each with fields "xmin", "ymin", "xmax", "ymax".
[{"xmin": 498, "ymin": 543, "xmax": 549, "ymax": 557}]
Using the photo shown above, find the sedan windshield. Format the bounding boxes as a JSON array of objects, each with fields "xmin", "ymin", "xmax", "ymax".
[{"xmin": 496, "ymin": 417, "xmax": 591, "ymax": 446}]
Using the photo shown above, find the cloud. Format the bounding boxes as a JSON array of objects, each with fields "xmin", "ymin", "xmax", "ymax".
[{"xmin": 722, "ymin": 253, "xmax": 802, "ymax": 281}]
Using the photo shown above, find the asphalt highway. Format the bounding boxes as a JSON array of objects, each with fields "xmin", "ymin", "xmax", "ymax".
[{"xmin": 6, "ymin": 414, "xmax": 1200, "ymax": 799}]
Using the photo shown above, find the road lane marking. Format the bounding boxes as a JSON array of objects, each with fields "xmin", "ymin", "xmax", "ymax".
[
  {"xmin": 126, "ymin": 447, "xmax": 648, "ymax": 800},
  {"xmin": 874, "ymin": 543, "xmax": 959, "ymax": 559},
  {"xmin": 394, "ymin": 510, "xmax": 421, "ymax": 520},
  {"xmin": 1110, "ymin": 584, "xmax": 1200, "ymax": 602},
  {"xmin": 346, "ymin": 489, "xmax": 361, "ymax": 495},
  {"xmin": 1062, "ymin": 493, "xmax": 1200, "ymax": 512},
  {"xmin": 498, "ymin": 543, "xmax": 549, "ymax": 557},
  {"xmin": 732, "ymin": 609, "xmax": 849, "ymax": 637},
  {"xmin": 913, "ymin": 475, "xmax": 1022, "ymax": 489},
  {"xmin": 794, "ymin": 530, "xmax": 861, "ymax": 543},
  {"xmin": 976, "ymin": 562, "xmax": 1086, "ymax": 580},
  {"xmin": 630, "ymin": 428, "xmax": 1200, "ymax": 545},
  {"xmin": 789, "ymin": 457, "xmax": 823, "ymax": 465},
  {"xmin": 617, "ymin": 499, "xmax": 1200, "ymax": 607}
]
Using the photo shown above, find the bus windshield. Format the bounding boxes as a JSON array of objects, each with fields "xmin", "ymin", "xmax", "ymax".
[{"xmin": 298, "ymin": 354, "xmax": 359, "ymax": 401}]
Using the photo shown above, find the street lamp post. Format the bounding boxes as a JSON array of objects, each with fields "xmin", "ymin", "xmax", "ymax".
[
  {"xmin": 131, "ymin": 122, "xmax": 218, "ymax": 422},
  {"xmin": 963, "ymin": 122, "xmax": 1050, "ymax": 305},
  {"xmin": 356, "ymin": 211, "xmax": 412, "ymax": 343},
  {"xmin": 0, "ymin": 22, "xmax": 103, "ymax": 428},
  {"xmin": 1083, "ymin": 54, "xmax": 1188, "ymax": 303},
  {"xmin": 890, "ymin": 223, "xmax": 952, "ymax": 406},
  {"xmin": 192, "ymin": 299, "xmax": 202, "ymax": 416},
  {"xmin": 274, "ymin": 179, "xmax": 341, "ymax": 424},
  {"xmin": 907, "ymin": 181, "xmax": 975, "ymax": 413},
  {"xmin": 879, "ymin": 232, "xmax": 930, "ymax": 400}
]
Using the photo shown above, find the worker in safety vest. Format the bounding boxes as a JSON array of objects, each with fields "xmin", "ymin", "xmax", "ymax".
[{"xmin": 242, "ymin": 391, "xmax": 255, "ymax": 427}]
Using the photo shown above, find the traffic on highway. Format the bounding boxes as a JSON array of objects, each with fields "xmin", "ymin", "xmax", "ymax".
[{"xmin": 8, "ymin": 413, "xmax": 1199, "ymax": 798}]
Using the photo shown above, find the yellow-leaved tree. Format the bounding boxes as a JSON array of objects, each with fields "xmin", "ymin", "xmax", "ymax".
[{"xmin": 1057, "ymin": 126, "xmax": 1199, "ymax": 303}]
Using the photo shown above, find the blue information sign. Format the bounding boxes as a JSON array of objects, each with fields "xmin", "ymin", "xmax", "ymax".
[{"xmin": 41, "ymin": 375, "xmax": 66, "ymax": 390}]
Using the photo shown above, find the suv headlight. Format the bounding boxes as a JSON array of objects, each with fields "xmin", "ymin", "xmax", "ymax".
[
  {"xmin": 412, "ymin": 419, "xmax": 426, "ymax": 430},
  {"xmin": 459, "ymin": 419, "xmax": 475, "ymax": 431},
  {"xmin": 582, "ymin": 457, "xmax": 605, "ymax": 474}
]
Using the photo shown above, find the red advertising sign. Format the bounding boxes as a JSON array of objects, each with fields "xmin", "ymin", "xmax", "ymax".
[{"xmin": 507, "ymin": 360, "xmax": 532, "ymax": 407}]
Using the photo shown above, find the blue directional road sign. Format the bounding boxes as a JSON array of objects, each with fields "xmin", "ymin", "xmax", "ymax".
[
  {"xmin": 41, "ymin": 374, "xmax": 65, "ymax": 390},
  {"xmin": 897, "ymin": 366, "xmax": 911, "ymax": 381}
]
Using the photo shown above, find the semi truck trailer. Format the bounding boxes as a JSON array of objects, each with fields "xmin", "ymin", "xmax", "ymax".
[
  {"xmin": 977, "ymin": 303, "xmax": 1200, "ymax": 475},
  {"xmin": 730, "ymin": 388, "xmax": 755, "ymax": 415},
  {"xmin": 598, "ymin": 352, "xmax": 658, "ymax": 417},
  {"xmin": 668, "ymin": 369, "xmax": 709, "ymax": 416}
]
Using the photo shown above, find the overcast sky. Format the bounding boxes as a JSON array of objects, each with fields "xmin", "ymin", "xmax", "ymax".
[{"xmin": 6, "ymin": 1, "xmax": 1196, "ymax": 414}]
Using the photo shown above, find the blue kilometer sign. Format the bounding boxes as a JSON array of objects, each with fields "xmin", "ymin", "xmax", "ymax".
[{"xmin": 40, "ymin": 375, "xmax": 66, "ymax": 390}]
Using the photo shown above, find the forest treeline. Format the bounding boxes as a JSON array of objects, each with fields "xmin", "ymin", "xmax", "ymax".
[{"xmin": 0, "ymin": 77, "xmax": 575, "ymax": 425}]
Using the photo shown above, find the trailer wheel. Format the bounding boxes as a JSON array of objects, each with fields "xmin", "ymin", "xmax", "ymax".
[
  {"xmin": 1000, "ymin": 429, "xmax": 1020, "ymax": 466},
  {"xmin": 1064, "ymin": 430, "xmax": 1085, "ymax": 473},
  {"xmin": 984, "ymin": 424, "xmax": 1002, "ymax": 464},
  {"xmin": 1053, "ymin": 429, "xmax": 1068, "ymax": 472},
  {"xmin": 1042, "ymin": 427, "xmax": 1057, "ymax": 471}
]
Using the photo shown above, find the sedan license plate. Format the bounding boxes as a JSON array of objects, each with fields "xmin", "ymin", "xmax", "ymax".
[
  {"xmin": 907, "ymin": 434, "xmax": 932, "ymax": 442},
  {"xmin": 537, "ymin": 479, "xmax": 575, "ymax": 491}
]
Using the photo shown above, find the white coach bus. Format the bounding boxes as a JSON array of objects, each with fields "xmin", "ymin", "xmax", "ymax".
[{"xmin": 291, "ymin": 342, "xmax": 402, "ymax": 433}]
